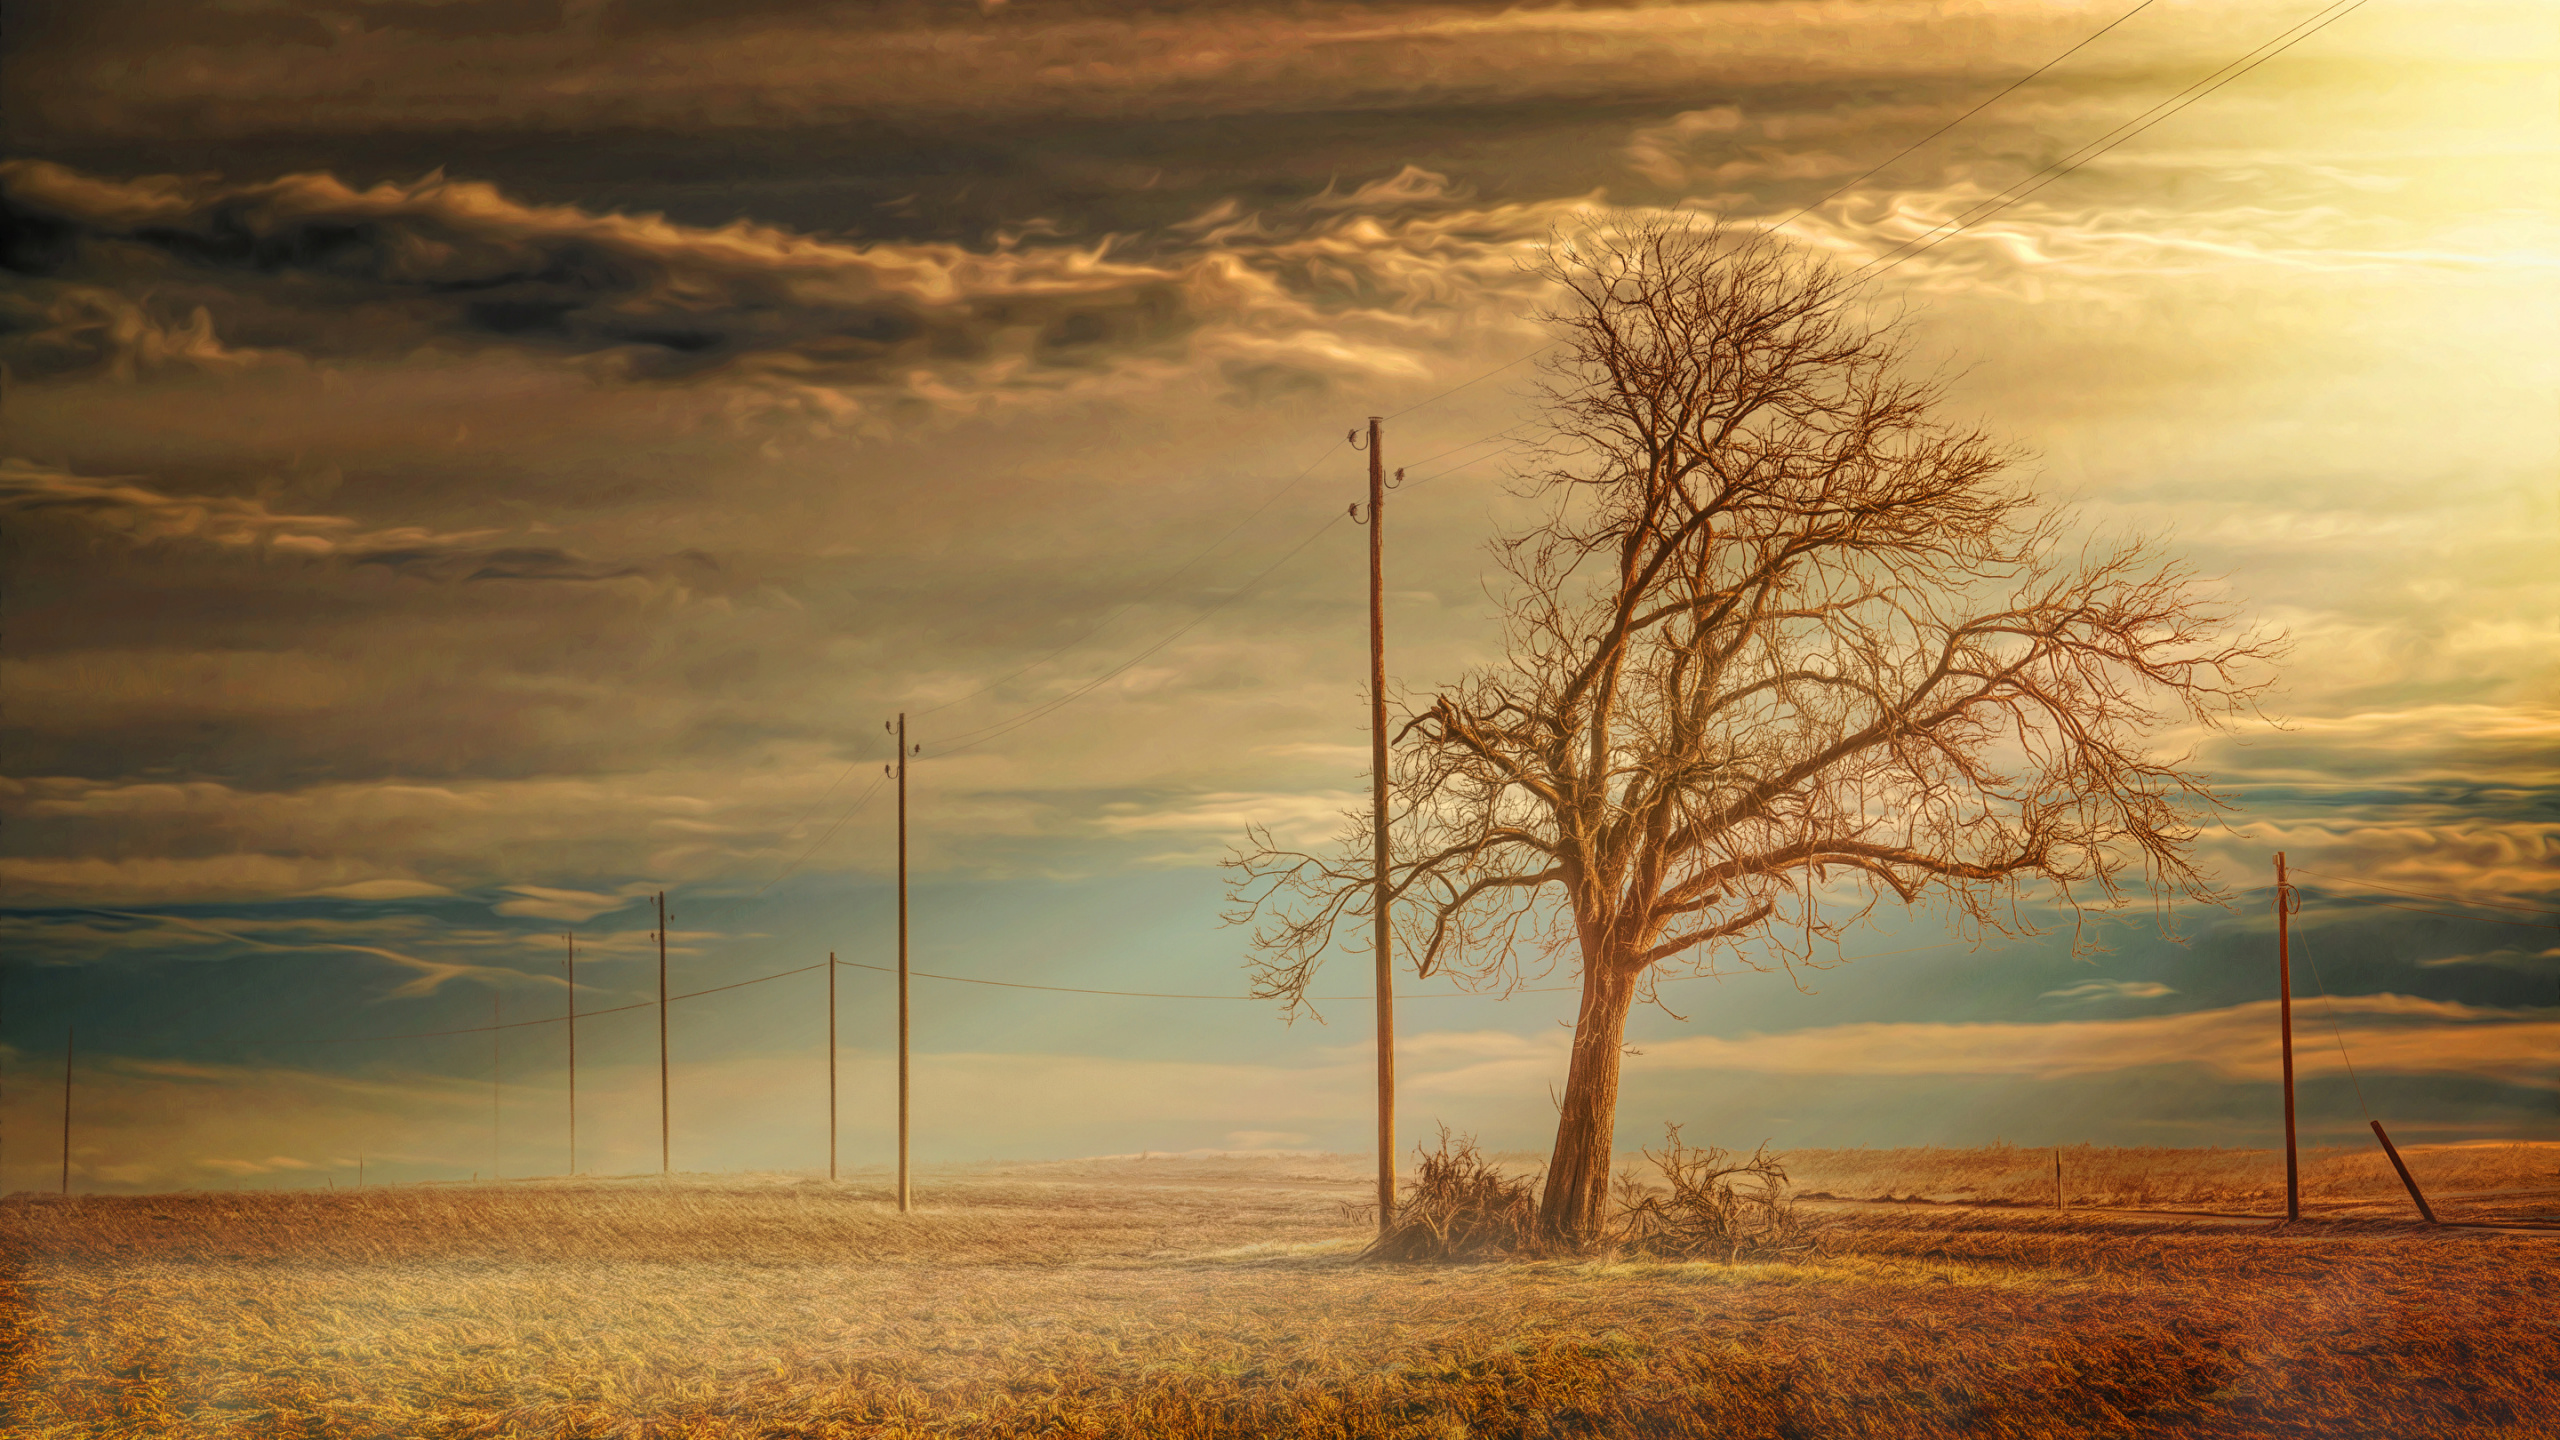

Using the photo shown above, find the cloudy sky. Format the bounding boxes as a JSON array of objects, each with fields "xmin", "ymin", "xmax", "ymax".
[{"xmin": 2, "ymin": 0, "xmax": 2553, "ymax": 1193}]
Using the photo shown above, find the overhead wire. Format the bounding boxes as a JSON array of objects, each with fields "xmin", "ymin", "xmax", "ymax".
[
  {"xmin": 301, "ymin": 962, "xmax": 834, "ymax": 1046},
  {"xmin": 2294, "ymin": 890, "xmax": 2559, "ymax": 932},
  {"xmin": 2289, "ymin": 869, "xmax": 2560, "ymax": 917},
  {"xmin": 755, "ymin": 442, "xmax": 1360, "ymax": 868},
  {"xmin": 752, "ymin": 770, "xmax": 891, "ymax": 897},
  {"xmin": 1763, "ymin": 0, "xmax": 2168, "ymax": 238},
  {"xmin": 1382, "ymin": 0, "xmax": 2364, "ymax": 464},
  {"xmin": 1855, "ymin": 0, "xmax": 2375, "ymax": 283},
  {"xmin": 1381, "ymin": 0, "xmax": 2183, "ymax": 427},
  {"xmin": 928, "ymin": 510, "xmax": 1353, "ymax": 758},
  {"xmin": 913, "ymin": 437, "xmax": 1353, "ymax": 719},
  {"xmin": 832, "ymin": 937, "xmax": 1967, "ymax": 1002},
  {"xmin": 2286, "ymin": 898, "xmax": 2375, "ymax": 1122}
]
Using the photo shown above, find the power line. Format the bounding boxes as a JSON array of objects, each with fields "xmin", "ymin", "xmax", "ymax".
[
  {"xmin": 300, "ymin": 961, "xmax": 832, "ymax": 1046},
  {"xmin": 732, "ymin": 440, "xmax": 1359, "ymax": 897},
  {"xmin": 1395, "ymin": 425, "xmax": 1533, "ymax": 476},
  {"xmin": 2290, "ymin": 924, "xmax": 2373, "ymax": 1121},
  {"xmin": 912, "ymin": 437, "xmax": 1352, "ymax": 719},
  {"xmin": 1383, "ymin": 0, "xmax": 2361, "ymax": 466},
  {"xmin": 2290, "ymin": 869, "xmax": 2560, "ymax": 917},
  {"xmin": 831, "ymin": 938, "xmax": 1966, "ymax": 1001},
  {"xmin": 930, "ymin": 511, "xmax": 1353, "ymax": 758},
  {"xmin": 752, "ymin": 770, "xmax": 891, "ymax": 897},
  {"xmin": 1401, "ymin": 438, "xmax": 1529, "ymax": 489},
  {"xmin": 1766, "ymin": 0, "xmax": 2167, "ymax": 238},
  {"xmin": 1383, "ymin": 345, "xmax": 1551, "ymax": 422},
  {"xmin": 1856, "ymin": 0, "xmax": 2376, "ymax": 284},
  {"xmin": 2302, "ymin": 895, "xmax": 2560, "ymax": 932},
  {"xmin": 1381, "ymin": 0, "xmax": 2183, "ymax": 427}
]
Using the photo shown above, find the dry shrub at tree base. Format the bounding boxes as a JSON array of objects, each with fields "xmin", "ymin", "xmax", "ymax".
[
  {"xmin": 1610, "ymin": 1128, "xmax": 1815, "ymax": 1262},
  {"xmin": 1367, "ymin": 1128, "xmax": 1815, "ymax": 1264},
  {"xmin": 3, "ymin": 1154, "xmax": 2554, "ymax": 1438},
  {"xmin": 1363, "ymin": 1130, "xmax": 1542, "ymax": 1262}
]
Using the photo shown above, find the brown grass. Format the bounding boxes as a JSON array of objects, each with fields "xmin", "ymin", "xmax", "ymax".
[
  {"xmin": 1777, "ymin": 1141, "xmax": 2560, "ymax": 1222},
  {"xmin": 3, "ymin": 1148, "xmax": 2555, "ymax": 1438}
]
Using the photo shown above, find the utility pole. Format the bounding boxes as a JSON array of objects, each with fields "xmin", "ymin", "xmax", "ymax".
[
  {"xmin": 827, "ymin": 952, "xmax": 838, "ymax": 1182},
  {"xmin": 2276, "ymin": 852, "xmax": 2300, "ymax": 1222},
  {"xmin": 565, "ymin": 931, "xmax": 577, "ymax": 1177},
  {"xmin": 492, "ymin": 992, "xmax": 502, "ymax": 1181},
  {"xmin": 658, "ymin": 890, "xmax": 671, "ymax": 1177},
  {"xmin": 1355, "ymin": 415, "xmax": 1397, "ymax": 1233},
  {"xmin": 60, "ymin": 1024, "xmax": 73, "ymax": 1195},
  {"xmin": 895, "ymin": 714, "xmax": 912, "ymax": 1213}
]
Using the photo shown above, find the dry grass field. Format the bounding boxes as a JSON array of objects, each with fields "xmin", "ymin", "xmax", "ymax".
[{"xmin": 4, "ymin": 1144, "xmax": 2555, "ymax": 1438}]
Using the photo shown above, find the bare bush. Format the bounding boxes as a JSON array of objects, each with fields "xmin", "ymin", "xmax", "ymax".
[
  {"xmin": 1363, "ymin": 1128, "xmax": 1542, "ymax": 1262},
  {"xmin": 1610, "ymin": 1125, "xmax": 1816, "ymax": 1260}
]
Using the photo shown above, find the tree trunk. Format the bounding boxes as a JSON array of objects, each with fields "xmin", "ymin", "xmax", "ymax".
[{"xmin": 1538, "ymin": 958, "xmax": 1639, "ymax": 1244}]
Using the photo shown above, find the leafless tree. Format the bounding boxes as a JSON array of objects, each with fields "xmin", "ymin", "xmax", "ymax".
[{"xmin": 1227, "ymin": 218, "xmax": 2278, "ymax": 1245}]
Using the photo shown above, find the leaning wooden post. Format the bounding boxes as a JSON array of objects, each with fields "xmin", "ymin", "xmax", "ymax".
[
  {"xmin": 2369, "ymin": 1121, "xmax": 2439, "ymax": 1225},
  {"xmin": 2054, "ymin": 1147, "xmax": 2063, "ymax": 1211}
]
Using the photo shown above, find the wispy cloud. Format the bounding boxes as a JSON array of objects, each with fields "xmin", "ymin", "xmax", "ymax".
[
  {"xmin": 493, "ymin": 885, "xmax": 650, "ymax": 924},
  {"xmin": 2040, "ymin": 979, "xmax": 2177, "ymax": 1003}
]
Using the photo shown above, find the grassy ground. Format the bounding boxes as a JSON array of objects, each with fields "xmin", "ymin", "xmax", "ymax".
[{"xmin": 3, "ymin": 1147, "xmax": 2555, "ymax": 1438}]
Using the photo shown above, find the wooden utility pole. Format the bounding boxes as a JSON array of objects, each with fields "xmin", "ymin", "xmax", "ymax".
[
  {"xmin": 60, "ymin": 1024, "xmax": 73, "ymax": 1195},
  {"xmin": 896, "ymin": 714, "xmax": 912, "ymax": 1214},
  {"xmin": 658, "ymin": 890, "xmax": 671, "ymax": 1176},
  {"xmin": 1360, "ymin": 415, "xmax": 1396, "ymax": 1233},
  {"xmin": 828, "ymin": 952, "xmax": 838, "ymax": 1182},
  {"xmin": 2276, "ymin": 852, "xmax": 2299, "ymax": 1221},
  {"xmin": 565, "ymin": 931, "xmax": 577, "ymax": 1177},
  {"xmin": 492, "ymin": 993, "xmax": 502, "ymax": 1181}
]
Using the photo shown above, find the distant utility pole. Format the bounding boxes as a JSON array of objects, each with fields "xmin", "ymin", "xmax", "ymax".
[
  {"xmin": 827, "ymin": 952, "xmax": 839, "ymax": 1182},
  {"xmin": 564, "ymin": 931, "xmax": 577, "ymax": 1177},
  {"xmin": 893, "ymin": 714, "xmax": 913, "ymax": 1213},
  {"xmin": 1353, "ymin": 415, "xmax": 1397, "ymax": 1233},
  {"xmin": 658, "ymin": 891, "xmax": 671, "ymax": 1176},
  {"xmin": 2276, "ymin": 852, "xmax": 2300, "ymax": 1221},
  {"xmin": 60, "ymin": 1024, "xmax": 73, "ymax": 1195},
  {"xmin": 492, "ymin": 993, "xmax": 502, "ymax": 1181}
]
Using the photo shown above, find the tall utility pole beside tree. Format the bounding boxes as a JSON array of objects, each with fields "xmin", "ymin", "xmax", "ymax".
[
  {"xmin": 892, "ymin": 714, "xmax": 913, "ymax": 1214},
  {"xmin": 1351, "ymin": 415, "xmax": 1398, "ymax": 1233},
  {"xmin": 1231, "ymin": 220, "xmax": 2278, "ymax": 1245}
]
